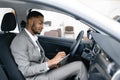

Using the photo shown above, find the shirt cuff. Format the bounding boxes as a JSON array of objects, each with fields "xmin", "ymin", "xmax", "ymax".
[{"xmin": 45, "ymin": 62, "xmax": 50, "ymax": 71}]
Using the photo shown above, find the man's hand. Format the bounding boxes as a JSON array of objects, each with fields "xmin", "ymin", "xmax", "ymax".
[{"xmin": 47, "ymin": 51, "xmax": 66, "ymax": 68}]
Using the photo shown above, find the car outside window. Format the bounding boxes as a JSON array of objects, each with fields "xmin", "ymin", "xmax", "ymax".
[{"xmin": 32, "ymin": 9, "xmax": 89, "ymax": 39}]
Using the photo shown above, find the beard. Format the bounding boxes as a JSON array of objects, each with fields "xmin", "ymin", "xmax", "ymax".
[{"xmin": 31, "ymin": 23, "xmax": 41, "ymax": 35}]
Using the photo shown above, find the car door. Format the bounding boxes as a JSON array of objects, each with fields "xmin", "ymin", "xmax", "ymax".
[{"xmin": 38, "ymin": 36, "xmax": 74, "ymax": 59}]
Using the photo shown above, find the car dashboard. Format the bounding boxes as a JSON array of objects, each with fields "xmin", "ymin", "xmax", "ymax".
[{"xmin": 82, "ymin": 32, "xmax": 120, "ymax": 80}]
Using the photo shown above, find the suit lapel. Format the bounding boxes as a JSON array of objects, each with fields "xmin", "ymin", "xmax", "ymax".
[
  {"xmin": 22, "ymin": 29, "xmax": 35, "ymax": 47},
  {"xmin": 36, "ymin": 40, "xmax": 45, "ymax": 62},
  {"xmin": 22, "ymin": 29, "xmax": 45, "ymax": 62}
]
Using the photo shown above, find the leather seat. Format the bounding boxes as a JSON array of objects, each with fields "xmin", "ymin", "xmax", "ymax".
[
  {"xmin": 0, "ymin": 64, "xmax": 8, "ymax": 80},
  {"xmin": 0, "ymin": 13, "xmax": 25, "ymax": 80}
]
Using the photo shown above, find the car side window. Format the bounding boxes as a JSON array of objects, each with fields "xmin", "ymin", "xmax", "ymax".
[
  {"xmin": 32, "ymin": 9, "xmax": 89, "ymax": 39},
  {"xmin": 0, "ymin": 8, "xmax": 19, "ymax": 33}
]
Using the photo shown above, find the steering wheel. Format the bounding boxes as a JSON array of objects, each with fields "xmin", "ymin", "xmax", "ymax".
[{"xmin": 69, "ymin": 30, "xmax": 84, "ymax": 57}]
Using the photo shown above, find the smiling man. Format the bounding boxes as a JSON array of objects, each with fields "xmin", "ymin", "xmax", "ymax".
[{"xmin": 10, "ymin": 11, "xmax": 88, "ymax": 80}]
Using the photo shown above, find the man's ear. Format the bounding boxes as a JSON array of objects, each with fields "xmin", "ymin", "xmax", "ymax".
[{"xmin": 28, "ymin": 18, "xmax": 33, "ymax": 26}]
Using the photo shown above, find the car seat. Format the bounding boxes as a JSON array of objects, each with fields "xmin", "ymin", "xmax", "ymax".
[
  {"xmin": 0, "ymin": 64, "xmax": 8, "ymax": 80},
  {"xmin": 0, "ymin": 13, "xmax": 25, "ymax": 80}
]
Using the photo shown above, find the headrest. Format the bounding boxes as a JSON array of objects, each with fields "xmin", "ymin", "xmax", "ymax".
[{"xmin": 1, "ymin": 13, "xmax": 16, "ymax": 31}]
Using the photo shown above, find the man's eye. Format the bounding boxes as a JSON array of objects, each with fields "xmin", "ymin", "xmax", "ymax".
[{"xmin": 39, "ymin": 23, "xmax": 43, "ymax": 25}]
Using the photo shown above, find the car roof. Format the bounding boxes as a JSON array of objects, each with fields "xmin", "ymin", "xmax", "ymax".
[{"xmin": 0, "ymin": 0, "xmax": 120, "ymax": 42}]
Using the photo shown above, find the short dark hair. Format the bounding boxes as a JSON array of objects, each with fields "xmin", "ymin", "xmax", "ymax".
[{"xmin": 27, "ymin": 11, "xmax": 44, "ymax": 20}]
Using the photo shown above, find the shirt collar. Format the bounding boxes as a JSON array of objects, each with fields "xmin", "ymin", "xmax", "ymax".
[{"xmin": 24, "ymin": 28, "xmax": 38, "ymax": 42}]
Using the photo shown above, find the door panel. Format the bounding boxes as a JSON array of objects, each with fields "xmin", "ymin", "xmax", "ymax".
[{"xmin": 38, "ymin": 36, "xmax": 74, "ymax": 59}]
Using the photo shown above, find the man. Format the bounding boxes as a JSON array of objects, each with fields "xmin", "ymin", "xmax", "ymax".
[{"xmin": 10, "ymin": 11, "xmax": 88, "ymax": 80}]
